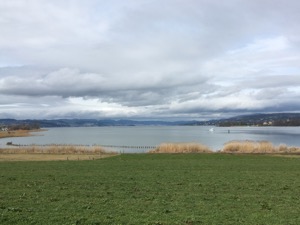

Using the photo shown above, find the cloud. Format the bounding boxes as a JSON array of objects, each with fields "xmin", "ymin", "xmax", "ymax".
[
  {"xmin": 0, "ymin": 68, "xmax": 106, "ymax": 97},
  {"xmin": 0, "ymin": 0, "xmax": 300, "ymax": 120}
]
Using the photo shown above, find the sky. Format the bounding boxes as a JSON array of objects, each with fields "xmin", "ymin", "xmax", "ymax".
[{"xmin": 0, "ymin": 0, "xmax": 300, "ymax": 120}]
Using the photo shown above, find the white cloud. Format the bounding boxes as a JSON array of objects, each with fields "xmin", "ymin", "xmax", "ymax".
[{"xmin": 0, "ymin": 0, "xmax": 300, "ymax": 119}]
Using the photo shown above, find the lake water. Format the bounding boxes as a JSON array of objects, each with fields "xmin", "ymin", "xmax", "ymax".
[{"xmin": 1, "ymin": 126, "xmax": 300, "ymax": 153}]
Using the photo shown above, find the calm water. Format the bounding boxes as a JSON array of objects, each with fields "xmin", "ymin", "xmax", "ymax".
[{"xmin": 1, "ymin": 126, "xmax": 300, "ymax": 153}]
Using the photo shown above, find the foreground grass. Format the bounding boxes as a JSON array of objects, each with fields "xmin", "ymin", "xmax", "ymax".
[{"xmin": 1, "ymin": 154, "xmax": 299, "ymax": 225}]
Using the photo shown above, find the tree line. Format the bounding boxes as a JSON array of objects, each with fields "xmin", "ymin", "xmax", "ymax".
[{"xmin": 2, "ymin": 123, "xmax": 40, "ymax": 131}]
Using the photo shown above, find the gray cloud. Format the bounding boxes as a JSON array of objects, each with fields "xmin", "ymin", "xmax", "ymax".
[{"xmin": 0, "ymin": 0, "xmax": 300, "ymax": 120}]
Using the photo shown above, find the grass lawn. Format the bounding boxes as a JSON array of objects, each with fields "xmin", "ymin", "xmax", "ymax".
[{"xmin": 0, "ymin": 154, "xmax": 299, "ymax": 224}]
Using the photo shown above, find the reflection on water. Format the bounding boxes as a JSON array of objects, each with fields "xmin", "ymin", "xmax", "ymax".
[{"xmin": 1, "ymin": 126, "xmax": 300, "ymax": 153}]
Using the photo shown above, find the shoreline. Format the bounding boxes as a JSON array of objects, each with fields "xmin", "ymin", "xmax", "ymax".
[
  {"xmin": 0, "ymin": 144, "xmax": 118, "ymax": 161},
  {"xmin": 0, "ymin": 153, "xmax": 116, "ymax": 161},
  {"xmin": 1, "ymin": 152, "xmax": 299, "ymax": 162},
  {"xmin": 1, "ymin": 145, "xmax": 299, "ymax": 161}
]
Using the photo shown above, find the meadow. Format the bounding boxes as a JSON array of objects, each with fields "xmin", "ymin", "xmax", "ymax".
[{"xmin": 1, "ymin": 154, "xmax": 299, "ymax": 224}]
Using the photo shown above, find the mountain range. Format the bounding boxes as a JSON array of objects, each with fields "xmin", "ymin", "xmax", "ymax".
[{"xmin": 1, "ymin": 113, "xmax": 300, "ymax": 128}]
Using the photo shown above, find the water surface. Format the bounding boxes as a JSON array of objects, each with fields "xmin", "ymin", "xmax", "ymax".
[{"xmin": 1, "ymin": 126, "xmax": 300, "ymax": 153}]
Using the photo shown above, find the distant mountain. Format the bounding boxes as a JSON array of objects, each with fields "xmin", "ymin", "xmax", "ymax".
[
  {"xmin": 214, "ymin": 113, "xmax": 300, "ymax": 126},
  {"xmin": 1, "ymin": 113, "xmax": 300, "ymax": 128},
  {"xmin": 177, "ymin": 113, "xmax": 300, "ymax": 126},
  {"xmin": 0, "ymin": 118, "xmax": 188, "ymax": 128}
]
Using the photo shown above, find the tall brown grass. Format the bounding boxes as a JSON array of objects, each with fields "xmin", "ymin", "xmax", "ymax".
[
  {"xmin": 149, "ymin": 142, "xmax": 212, "ymax": 153},
  {"xmin": 0, "ymin": 130, "xmax": 32, "ymax": 138},
  {"xmin": 0, "ymin": 145, "xmax": 116, "ymax": 155},
  {"xmin": 0, "ymin": 129, "xmax": 46, "ymax": 139},
  {"xmin": 221, "ymin": 140, "xmax": 300, "ymax": 154}
]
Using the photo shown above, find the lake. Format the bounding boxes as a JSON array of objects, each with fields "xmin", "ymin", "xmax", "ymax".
[{"xmin": 1, "ymin": 126, "xmax": 300, "ymax": 153}]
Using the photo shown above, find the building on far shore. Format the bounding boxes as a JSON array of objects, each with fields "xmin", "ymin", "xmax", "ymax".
[{"xmin": 1, "ymin": 127, "xmax": 8, "ymax": 132}]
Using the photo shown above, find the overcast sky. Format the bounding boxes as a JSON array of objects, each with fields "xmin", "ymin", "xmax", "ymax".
[{"xmin": 0, "ymin": 0, "xmax": 300, "ymax": 120}]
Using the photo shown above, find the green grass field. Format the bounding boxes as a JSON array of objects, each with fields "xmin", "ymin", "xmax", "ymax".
[{"xmin": 1, "ymin": 154, "xmax": 299, "ymax": 224}]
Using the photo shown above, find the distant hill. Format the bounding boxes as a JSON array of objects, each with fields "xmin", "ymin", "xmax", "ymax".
[
  {"xmin": 177, "ymin": 113, "xmax": 300, "ymax": 126},
  {"xmin": 0, "ymin": 118, "xmax": 188, "ymax": 128},
  {"xmin": 1, "ymin": 113, "xmax": 300, "ymax": 128},
  {"xmin": 204, "ymin": 113, "xmax": 300, "ymax": 126}
]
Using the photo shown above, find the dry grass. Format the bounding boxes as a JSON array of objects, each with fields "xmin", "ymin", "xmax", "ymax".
[
  {"xmin": 0, "ymin": 145, "xmax": 118, "ymax": 161},
  {"xmin": 0, "ymin": 130, "xmax": 31, "ymax": 138},
  {"xmin": 221, "ymin": 140, "xmax": 300, "ymax": 154},
  {"xmin": 0, "ymin": 129, "xmax": 45, "ymax": 139},
  {"xmin": 0, "ymin": 145, "xmax": 116, "ymax": 154},
  {"xmin": 149, "ymin": 142, "xmax": 212, "ymax": 153},
  {"xmin": 0, "ymin": 153, "xmax": 114, "ymax": 161}
]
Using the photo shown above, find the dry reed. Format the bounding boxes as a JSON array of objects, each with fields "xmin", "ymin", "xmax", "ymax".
[
  {"xmin": 0, "ymin": 130, "xmax": 32, "ymax": 138},
  {"xmin": 0, "ymin": 129, "xmax": 46, "ymax": 139},
  {"xmin": 149, "ymin": 142, "xmax": 212, "ymax": 153},
  {"xmin": 221, "ymin": 140, "xmax": 300, "ymax": 154},
  {"xmin": 0, "ymin": 145, "xmax": 117, "ymax": 155}
]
